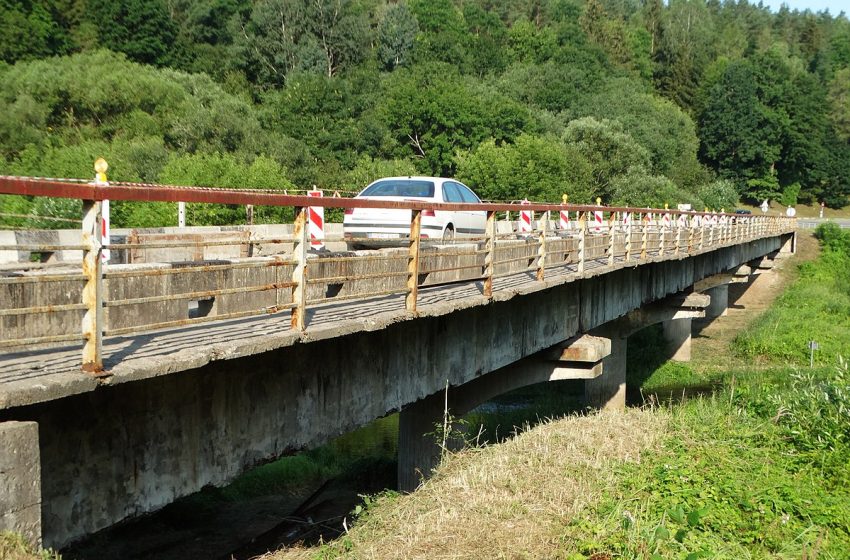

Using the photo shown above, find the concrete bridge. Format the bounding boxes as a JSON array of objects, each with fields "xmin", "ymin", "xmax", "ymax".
[{"xmin": 0, "ymin": 176, "xmax": 796, "ymax": 549}]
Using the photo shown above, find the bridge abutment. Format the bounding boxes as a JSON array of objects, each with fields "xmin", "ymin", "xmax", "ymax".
[{"xmin": 0, "ymin": 421, "xmax": 41, "ymax": 548}]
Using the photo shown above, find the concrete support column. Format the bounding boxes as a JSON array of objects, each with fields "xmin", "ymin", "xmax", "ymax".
[
  {"xmin": 705, "ymin": 284, "xmax": 729, "ymax": 319},
  {"xmin": 0, "ymin": 421, "xmax": 41, "ymax": 547},
  {"xmin": 663, "ymin": 318, "xmax": 692, "ymax": 362},
  {"xmin": 398, "ymin": 390, "xmax": 448, "ymax": 493},
  {"xmin": 584, "ymin": 335, "xmax": 627, "ymax": 410}
]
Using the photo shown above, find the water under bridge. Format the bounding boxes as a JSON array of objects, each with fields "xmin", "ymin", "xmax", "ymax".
[{"xmin": 0, "ymin": 176, "xmax": 796, "ymax": 549}]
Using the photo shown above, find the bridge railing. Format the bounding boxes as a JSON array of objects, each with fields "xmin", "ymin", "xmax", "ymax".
[{"xmin": 0, "ymin": 176, "xmax": 796, "ymax": 373}]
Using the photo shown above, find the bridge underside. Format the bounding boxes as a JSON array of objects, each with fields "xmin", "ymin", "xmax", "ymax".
[{"xmin": 0, "ymin": 234, "xmax": 790, "ymax": 548}]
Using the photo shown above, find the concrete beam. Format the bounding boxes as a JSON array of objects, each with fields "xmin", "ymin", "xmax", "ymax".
[
  {"xmin": 748, "ymin": 256, "xmax": 775, "ymax": 270},
  {"xmin": 0, "ymin": 421, "xmax": 41, "ymax": 547},
  {"xmin": 693, "ymin": 273, "xmax": 735, "ymax": 292},
  {"xmin": 545, "ymin": 334, "xmax": 611, "ymax": 362},
  {"xmin": 605, "ymin": 292, "xmax": 707, "ymax": 339}
]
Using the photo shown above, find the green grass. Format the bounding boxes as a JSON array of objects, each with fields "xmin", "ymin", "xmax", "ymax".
[{"xmin": 563, "ymin": 224, "xmax": 850, "ymax": 559}]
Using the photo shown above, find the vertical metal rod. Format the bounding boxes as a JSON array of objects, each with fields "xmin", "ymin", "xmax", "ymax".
[
  {"xmin": 686, "ymin": 215, "xmax": 697, "ymax": 253},
  {"xmin": 578, "ymin": 212, "xmax": 586, "ymax": 274},
  {"xmin": 484, "ymin": 210, "xmax": 496, "ymax": 297},
  {"xmin": 291, "ymin": 207, "xmax": 309, "ymax": 331},
  {"xmin": 658, "ymin": 218, "xmax": 665, "ymax": 257},
  {"xmin": 675, "ymin": 221, "xmax": 681, "ymax": 254},
  {"xmin": 81, "ymin": 199, "xmax": 104, "ymax": 373},
  {"xmin": 406, "ymin": 209, "xmax": 422, "ymax": 312},
  {"xmin": 708, "ymin": 217, "xmax": 714, "ymax": 247},
  {"xmin": 178, "ymin": 201, "xmax": 186, "ymax": 228},
  {"xmin": 537, "ymin": 211, "xmax": 547, "ymax": 280}
]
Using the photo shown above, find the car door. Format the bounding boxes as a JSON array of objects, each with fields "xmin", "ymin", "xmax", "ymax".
[
  {"xmin": 453, "ymin": 181, "xmax": 486, "ymax": 238},
  {"xmin": 440, "ymin": 181, "xmax": 469, "ymax": 236}
]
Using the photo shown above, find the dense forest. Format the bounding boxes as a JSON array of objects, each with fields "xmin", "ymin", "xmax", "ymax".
[{"xmin": 1, "ymin": 0, "xmax": 850, "ymax": 227}]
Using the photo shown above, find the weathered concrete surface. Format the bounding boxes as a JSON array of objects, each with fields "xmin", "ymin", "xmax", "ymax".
[
  {"xmin": 547, "ymin": 334, "xmax": 611, "ymax": 362},
  {"xmin": 0, "ymin": 421, "xmax": 41, "ymax": 547},
  {"xmin": 584, "ymin": 330, "xmax": 627, "ymax": 410},
  {"xmin": 0, "ymin": 233, "xmax": 791, "ymax": 547},
  {"xmin": 663, "ymin": 318, "xmax": 692, "ymax": 362},
  {"xmin": 705, "ymin": 284, "xmax": 729, "ymax": 319}
]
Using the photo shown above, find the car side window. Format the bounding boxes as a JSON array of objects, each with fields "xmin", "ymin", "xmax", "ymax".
[
  {"xmin": 442, "ymin": 182, "xmax": 464, "ymax": 203},
  {"xmin": 455, "ymin": 183, "xmax": 480, "ymax": 203}
]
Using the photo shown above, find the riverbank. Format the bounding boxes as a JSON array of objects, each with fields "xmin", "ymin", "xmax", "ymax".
[{"xmin": 270, "ymin": 228, "xmax": 850, "ymax": 559}]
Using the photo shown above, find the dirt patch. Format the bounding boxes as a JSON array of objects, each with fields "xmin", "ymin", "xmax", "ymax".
[{"xmin": 692, "ymin": 231, "xmax": 819, "ymax": 370}]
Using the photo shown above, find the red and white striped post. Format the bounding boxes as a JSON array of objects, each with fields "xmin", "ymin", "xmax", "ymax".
[
  {"xmin": 519, "ymin": 199, "xmax": 533, "ymax": 233},
  {"xmin": 94, "ymin": 158, "xmax": 110, "ymax": 263},
  {"xmin": 593, "ymin": 197, "xmax": 603, "ymax": 233},
  {"xmin": 307, "ymin": 188, "xmax": 324, "ymax": 249},
  {"xmin": 560, "ymin": 194, "xmax": 570, "ymax": 231}
]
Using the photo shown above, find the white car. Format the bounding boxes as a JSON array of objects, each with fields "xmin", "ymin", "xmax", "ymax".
[{"xmin": 343, "ymin": 177, "xmax": 487, "ymax": 248}]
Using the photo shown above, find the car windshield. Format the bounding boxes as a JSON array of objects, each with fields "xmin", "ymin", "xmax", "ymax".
[{"xmin": 360, "ymin": 180, "xmax": 435, "ymax": 198}]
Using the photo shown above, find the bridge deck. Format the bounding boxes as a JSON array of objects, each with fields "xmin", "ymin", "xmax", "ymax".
[{"xmin": 1, "ymin": 255, "xmax": 633, "ymax": 409}]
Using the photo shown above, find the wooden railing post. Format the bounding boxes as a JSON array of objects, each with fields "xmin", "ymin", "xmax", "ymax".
[
  {"xmin": 640, "ymin": 212, "xmax": 648, "ymax": 259},
  {"xmin": 484, "ymin": 210, "xmax": 496, "ymax": 298},
  {"xmin": 537, "ymin": 210, "xmax": 547, "ymax": 280},
  {"xmin": 606, "ymin": 212, "xmax": 615, "ymax": 266},
  {"xmin": 291, "ymin": 206, "xmax": 309, "ymax": 330},
  {"xmin": 625, "ymin": 212, "xmax": 632, "ymax": 261},
  {"xmin": 658, "ymin": 210, "xmax": 666, "ymax": 257},
  {"xmin": 81, "ymin": 199, "xmax": 104, "ymax": 373},
  {"xmin": 406, "ymin": 209, "xmax": 422, "ymax": 312}
]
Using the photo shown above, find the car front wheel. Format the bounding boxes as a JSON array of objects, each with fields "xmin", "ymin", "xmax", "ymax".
[{"xmin": 441, "ymin": 225, "xmax": 455, "ymax": 243}]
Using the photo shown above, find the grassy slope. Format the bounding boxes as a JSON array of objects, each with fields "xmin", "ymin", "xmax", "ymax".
[{"xmin": 270, "ymin": 229, "xmax": 850, "ymax": 560}]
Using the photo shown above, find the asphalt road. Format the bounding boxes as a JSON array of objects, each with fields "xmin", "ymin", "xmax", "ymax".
[{"xmin": 796, "ymin": 218, "xmax": 850, "ymax": 229}]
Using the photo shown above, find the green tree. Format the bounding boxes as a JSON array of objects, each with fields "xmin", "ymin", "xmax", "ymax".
[
  {"xmin": 697, "ymin": 58, "xmax": 786, "ymax": 196},
  {"xmin": 234, "ymin": 0, "xmax": 368, "ymax": 86},
  {"xmin": 828, "ymin": 67, "xmax": 850, "ymax": 142},
  {"xmin": 0, "ymin": 1, "xmax": 62, "ymax": 63},
  {"xmin": 409, "ymin": 0, "xmax": 470, "ymax": 70},
  {"xmin": 561, "ymin": 117, "xmax": 651, "ymax": 200},
  {"xmin": 377, "ymin": 3, "xmax": 418, "ymax": 70},
  {"xmin": 697, "ymin": 179, "xmax": 739, "ymax": 211},
  {"xmin": 86, "ymin": 0, "xmax": 178, "ymax": 65},
  {"xmin": 380, "ymin": 63, "xmax": 530, "ymax": 175},
  {"xmin": 455, "ymin": 133, "xmax": 594, "ymax": 203}
]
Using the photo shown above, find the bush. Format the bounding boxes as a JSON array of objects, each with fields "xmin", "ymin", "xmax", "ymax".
[{"xmin": 697, "ymin": 179, "xmax": 739, "ymax": 211}]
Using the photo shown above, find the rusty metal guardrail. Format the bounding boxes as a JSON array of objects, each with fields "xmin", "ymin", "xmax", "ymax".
[{"xmin": 0, "ymin": 175, "xmax": 796, "ymax": 374}]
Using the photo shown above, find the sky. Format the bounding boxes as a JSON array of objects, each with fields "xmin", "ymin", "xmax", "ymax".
[{"xmin": 760, "ymin": 0, "xmax": 848, "ymax": 14}]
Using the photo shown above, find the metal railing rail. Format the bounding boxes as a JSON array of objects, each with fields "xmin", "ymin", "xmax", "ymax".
[{"xmin": 0, "ymin": 175, "xmax": 796, "ymax": 373}]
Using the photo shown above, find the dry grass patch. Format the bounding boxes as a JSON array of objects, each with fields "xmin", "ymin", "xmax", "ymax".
[{"xmin": 269, "ymin": 408, "xmax": 667, "ymax": 560}]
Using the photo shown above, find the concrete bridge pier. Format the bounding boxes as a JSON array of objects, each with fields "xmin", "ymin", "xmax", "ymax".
[
  {"xmin": 397, "ymin": 391, "xmax": 452, "ymax": 493},
  {"xmin": 584, "ymin": 332, "xmax": 627, "ymax": 411},
  {"xmin": 662, "ymin": 318, "xmax": 692, "ymax": 362},
  {"xmin": 704, "ymin": 284, "xmax": 729, "ymax": 319}
]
